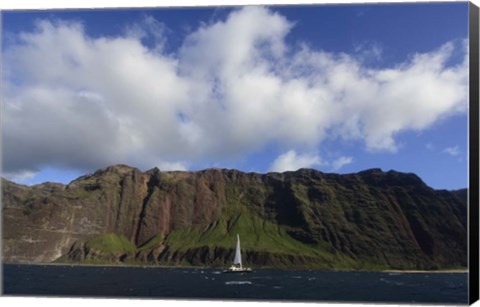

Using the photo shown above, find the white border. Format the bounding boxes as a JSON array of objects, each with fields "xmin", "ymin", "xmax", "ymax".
[
  {"xmin": 1, "ymin": 1, "xmax": 478, "ymax": 307},
  {"xmin": 0, "ymin": 0, "xmax": 478, "ymax": 10}
]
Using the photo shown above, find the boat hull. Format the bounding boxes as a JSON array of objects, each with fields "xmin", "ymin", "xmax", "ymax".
[{"xmin": 222, "ymin": 269, "xmax": 253, "ymax": 274}]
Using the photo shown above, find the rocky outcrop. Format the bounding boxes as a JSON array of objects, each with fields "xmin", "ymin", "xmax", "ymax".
[{"xmin": 2, "ymin": 165, "xmax": 468, "ymax": 270}]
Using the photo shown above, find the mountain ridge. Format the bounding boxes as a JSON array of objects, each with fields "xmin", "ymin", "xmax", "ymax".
[
  {"xmin": 3, "ymin": 165, "xmax": 439, "ymax": 188},
  {"xmin": 2, "ymin": 164, "xmax": 467, "ymax": 270}
]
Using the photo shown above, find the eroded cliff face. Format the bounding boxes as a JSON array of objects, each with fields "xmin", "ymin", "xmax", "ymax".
[
  {"xmin": 2, "ymin": 165, "xmax": 226, "ymax": 263},
  {"xmin": 2, "ymin": 165, "xmax": 468, "ymax": 270}
]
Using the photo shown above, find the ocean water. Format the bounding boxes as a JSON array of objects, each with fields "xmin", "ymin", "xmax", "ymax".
[{"xmin": 2, "ymin": 264, "xmax": 468, "ymax": 304}]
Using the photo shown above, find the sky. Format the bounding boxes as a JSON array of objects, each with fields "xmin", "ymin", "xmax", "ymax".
[{"xmin": 1, "ymin": 2, "xmax": 470, "ymax": 190}]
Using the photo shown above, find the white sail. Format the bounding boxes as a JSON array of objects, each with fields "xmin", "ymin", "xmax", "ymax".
[
  {"xmin": 233, "ymin": 234, "xmax": 242, "ymax": 268},
  {"xmin": 223, "ymin": 233, "xmax": 252, "ymax": 273}
]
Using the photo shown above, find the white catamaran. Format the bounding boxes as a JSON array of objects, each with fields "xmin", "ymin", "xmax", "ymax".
[{"xmin": 224, "ymin": 234, "xmax": 252, "ymax": 273}]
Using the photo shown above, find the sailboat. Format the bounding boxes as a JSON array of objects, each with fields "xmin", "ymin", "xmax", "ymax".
[{"xmin": 224, "ymin": 234, "xmax": 252, "ymax": 273}]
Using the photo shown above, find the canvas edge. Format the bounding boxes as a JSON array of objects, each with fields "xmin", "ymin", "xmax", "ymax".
[{"xmin": 469, "ymin": 1, "xmax": 480, "ymax": 305}]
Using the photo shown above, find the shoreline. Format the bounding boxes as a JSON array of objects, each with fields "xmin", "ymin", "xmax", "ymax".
[{"xmin": 3, "ymin": 262, "xmax": 468, "ymax": 273}]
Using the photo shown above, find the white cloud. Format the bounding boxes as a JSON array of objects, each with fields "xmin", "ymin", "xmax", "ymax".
[
  {"xmin": 443, "ymin": 145, "xmax": 460, "ymax": 156},
  {"xmin": 269, "ymin": 150, "xmax": 322, "ymax": 172},
  {"xmin": 331, "ymin": 156, "xmax": 353, "ymax": 171},
  {"xmin": 125, "ymin": 15, "xmax": 169, "ymax": 51},
  {"xmin": 354, "ymin": 41, "xmax": 383, "ymax": 62},
  {"xmin": 2, "ymin": 170, "xmax": 37, "ymax": 183},
  {"xmin": 156, "ymin": 161, "xmax": 188, "ymax": 171},
  {"xmin": 2, "ymin": 7, "xmax": 468, "ymax": 176}
]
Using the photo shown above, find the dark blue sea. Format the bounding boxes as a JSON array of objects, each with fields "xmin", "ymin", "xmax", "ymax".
[{"xmin": 2, "ymin": 264, "xmax": 468, "ymax": 304}]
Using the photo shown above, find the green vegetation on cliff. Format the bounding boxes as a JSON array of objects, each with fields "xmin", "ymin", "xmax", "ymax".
[
  {"xmin": 86, "ymin": 233, "xmax": 136, "ymax": 254},
  {"xmin": 2, "ymin": 166, "xmax": 468, "ymax": 270},
  {"xmin": 137, "ymin": 234, "xmax": 164, "ymax": 252}
]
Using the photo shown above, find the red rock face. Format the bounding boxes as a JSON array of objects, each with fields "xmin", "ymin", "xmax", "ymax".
[
  {"xmin": 2, "ymin": 166, "xmax": 228, "ymax": 263},
  {"xmin": 2, "ymin": 165, "xmax": 468, "ymax": 269}
]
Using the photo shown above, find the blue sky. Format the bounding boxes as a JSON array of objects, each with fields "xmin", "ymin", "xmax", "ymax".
[{"xmin": 1, "ymin": 2, "xmax": 470, "ymax": 189}]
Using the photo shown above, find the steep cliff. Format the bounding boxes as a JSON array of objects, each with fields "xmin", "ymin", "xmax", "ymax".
[{"xmin": 2, "ymin": 165, "xmax": 467, "ymax": 270}]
